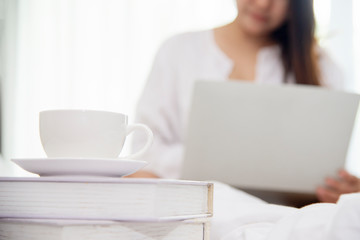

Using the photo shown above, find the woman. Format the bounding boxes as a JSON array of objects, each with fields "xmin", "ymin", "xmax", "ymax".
[{"xmin": 130, "ymin": 0, "xmax": 359, "ymax": 203}]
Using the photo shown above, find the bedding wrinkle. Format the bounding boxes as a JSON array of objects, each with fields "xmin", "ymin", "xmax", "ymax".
[{"xmin": 211, "ymin": 182, "xmax": 360, "ymax": 240}]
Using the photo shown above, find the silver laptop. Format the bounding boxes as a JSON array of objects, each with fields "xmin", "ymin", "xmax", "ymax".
[{"xmin": 182, "ymin": 81, "xmax": 360, "ymax": 194}]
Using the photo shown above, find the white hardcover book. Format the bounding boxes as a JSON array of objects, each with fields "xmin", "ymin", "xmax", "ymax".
[
  {"xmin": 0, "ymin": 177, "xmax": 213, "ymax": 221},
  {"xmin": 0, "ymin": 218, "xmax": 210, "ymax": 240}
]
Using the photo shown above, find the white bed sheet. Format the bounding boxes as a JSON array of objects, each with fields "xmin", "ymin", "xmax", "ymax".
[{"xmin": 211, "ymin": 182, "xmax": 360, "ymax": 240}]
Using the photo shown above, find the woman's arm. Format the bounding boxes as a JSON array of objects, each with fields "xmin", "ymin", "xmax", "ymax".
[
  {"xmin": 130, "ymin": 36, "xmax": 184, "ymax": 179},
  {"xmin": 125, "ymin": 170, "xmax": 160, "ymax": 178}
]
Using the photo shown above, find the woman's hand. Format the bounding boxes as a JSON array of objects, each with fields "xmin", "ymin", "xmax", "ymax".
[
  {"xmin": 316, "ymin": 169, "xmax": 360, "ymax": 203},
  {"xmin": 125, "ymin": 170, "xmax": 160, "ymax": 178}
]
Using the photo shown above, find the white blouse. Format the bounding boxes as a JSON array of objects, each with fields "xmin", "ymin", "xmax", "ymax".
[{"xmin": 132, "ymin": 29, "xmax": 344, "ymax": 179}]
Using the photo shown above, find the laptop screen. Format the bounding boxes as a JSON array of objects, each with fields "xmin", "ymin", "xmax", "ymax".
[{"xmin": 182, "ymin": 81, "xmax": 360, "ymax": 194}]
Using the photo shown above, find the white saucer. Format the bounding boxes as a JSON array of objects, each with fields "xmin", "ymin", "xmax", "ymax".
[{"xmin": 11, "ymin": 158, "xmax": 148, "ymax": 178}]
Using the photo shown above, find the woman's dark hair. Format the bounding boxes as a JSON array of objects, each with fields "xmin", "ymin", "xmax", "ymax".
[{"xmin": 272, "ymin": 0, "xmax": 320, "ymax": 86}]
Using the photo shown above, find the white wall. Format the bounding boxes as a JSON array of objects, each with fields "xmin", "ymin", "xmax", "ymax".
[{"xmin": 0, "ymin": 0, "xmax": 19, "ymax": 176}]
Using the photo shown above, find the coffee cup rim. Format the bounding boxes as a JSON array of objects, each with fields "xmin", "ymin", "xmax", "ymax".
[{"xmin": 40, "ymin": 109, "xmax": 127, "ymax": 117}]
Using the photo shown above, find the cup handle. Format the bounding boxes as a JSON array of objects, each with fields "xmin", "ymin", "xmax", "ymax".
[{"xmin": 121, "ymin": 123, "xmax": 153, "ymax": 159}]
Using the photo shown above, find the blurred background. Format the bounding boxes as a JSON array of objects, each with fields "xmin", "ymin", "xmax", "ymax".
[{"xmin": 0, "ymin": 0, "xmax": 359, "ymax": 176}]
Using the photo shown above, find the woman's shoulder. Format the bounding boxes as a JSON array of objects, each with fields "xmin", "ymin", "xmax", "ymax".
[
  {"xmin": 156, "ymin": 29, "xmax": 213, "ymax": 56},
  {"xmin": 163, "ymin": 30, "xmax": 212, "ymax": 46}
]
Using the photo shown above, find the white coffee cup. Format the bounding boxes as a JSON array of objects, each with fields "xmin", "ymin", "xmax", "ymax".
[{"xmin": 39, "ymin": 110, "xmax": 153, "ymax": 159}]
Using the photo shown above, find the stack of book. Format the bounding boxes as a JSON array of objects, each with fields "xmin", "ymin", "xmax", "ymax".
[{"xmin": 0, "ymin": 177, "xmax": 213, "ymax": 240}]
